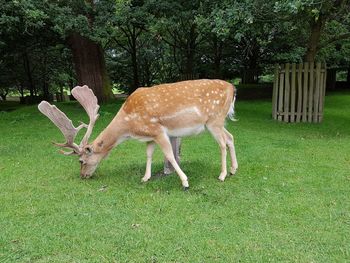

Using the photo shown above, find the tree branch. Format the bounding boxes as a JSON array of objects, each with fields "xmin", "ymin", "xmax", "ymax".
[
  {"xmin": 113, "ymin": 37, "xmax": 131, "ymax": 53},
  {"xmin": 318, "ymin": 32, "xmax": 350, "ymax": 50}
]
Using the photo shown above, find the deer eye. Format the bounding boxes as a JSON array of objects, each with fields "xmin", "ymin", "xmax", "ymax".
[{"xmin": 85, "ymin": 146, "xmax": 93, "ymax": 155}]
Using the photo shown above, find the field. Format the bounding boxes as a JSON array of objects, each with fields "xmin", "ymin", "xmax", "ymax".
[{"xmin": 0, "ymin": 92, "xmax": 349, "ymax": 262}]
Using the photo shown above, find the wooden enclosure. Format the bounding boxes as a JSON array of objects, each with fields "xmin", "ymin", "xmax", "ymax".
[{"xmin": 272, "ymin": 62, "xmax": 327, "ymax": 123}]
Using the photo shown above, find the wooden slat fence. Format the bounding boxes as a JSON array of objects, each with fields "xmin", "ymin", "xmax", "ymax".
[{"xmin": 272, "ymin": 62, "xmax": 327, "ymax": 123}]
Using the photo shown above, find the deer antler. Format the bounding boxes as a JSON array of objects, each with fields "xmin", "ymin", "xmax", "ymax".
[
  {"xmin": 38, "ymin": 101, "xmax": 86, "ymax": 154},
  {"xmin": 71, "ymin": 85, "xmax": 100, "ymax": 147},
  {"xmin": 38, "ymin": 85, "xmax": 100, "ymax": 155}
]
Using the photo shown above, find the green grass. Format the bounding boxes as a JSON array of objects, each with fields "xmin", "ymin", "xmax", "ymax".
[{"xmin": 1, "ymin": 92, "xmax": 350, "ymax": 262}]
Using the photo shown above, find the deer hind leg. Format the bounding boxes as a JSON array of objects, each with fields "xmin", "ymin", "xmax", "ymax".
[
  {"xmin": 224, "ymin": 128, "xmax": 238, "ymax": 175},
  {"xmin": 142, "ymin": 142, "xmax": 156, "ymax": 182},
  {"xmin": 207, "ymin": 125, "xmax": 228, "ymax": 182},
  {"xmin": 155, "ymin": 133, "xmax": 189, "ymax": 189}
]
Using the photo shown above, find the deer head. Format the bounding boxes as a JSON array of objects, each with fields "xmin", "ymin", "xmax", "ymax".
[{"xmin": 38, "ymin": 85, "xmax": 103, "ymax": 178}]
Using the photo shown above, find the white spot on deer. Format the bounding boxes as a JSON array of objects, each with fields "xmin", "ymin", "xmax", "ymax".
[
  {"xmin": 199, "ymin": 98, "xmax": 202, "ymax": 102},
  {"xmin": 206, "ymin": 93, "xmax": 209, "ymax": 96},
  {"xmin": 150, "ymin": 117, "xmax": 158, "ymax": 123},
  {"xmin": 129, "ymin": 113, "xmax": 138, "ymax": 119},
  {"xmin": 124, "ymin": 116, "xmax": 130, "ymax": 121},
  {"xmin": 161, "ymin": 107, "xmax": 201, "ymax": 120}
]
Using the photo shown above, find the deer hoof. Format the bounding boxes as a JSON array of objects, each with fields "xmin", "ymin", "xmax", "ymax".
[
  {"xmin": 141, "ymin": 176, "xmax": 150, "ymax": 182},
  {"xmin": 230, "ymin": 167, "xmax": 238, "ymax": 175},
  {"xmin": 183, "ymin": 186, "xmax": 190, "ymax": 191},
  {"xmin": 218, "ymin": 174, "xmax": 226, "ymax": 181}
]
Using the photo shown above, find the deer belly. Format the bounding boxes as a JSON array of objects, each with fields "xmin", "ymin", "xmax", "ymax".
[
  {"xmin": 164, "ymin": 125, "xmax": 205, "ymax": 137},
  {"xmin": 157, "ymin": 106, "xmax": 207, "ymax": 137}
]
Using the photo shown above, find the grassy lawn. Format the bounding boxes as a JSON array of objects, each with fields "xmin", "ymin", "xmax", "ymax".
[{"xmin": 1, "ymin": 92, "xmax": 349, "ymax": 262}]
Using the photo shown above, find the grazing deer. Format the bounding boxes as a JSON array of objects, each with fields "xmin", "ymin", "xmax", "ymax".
[{"xmin": 38, "ymin": 79, "xmax": 238, "ymax": 189}]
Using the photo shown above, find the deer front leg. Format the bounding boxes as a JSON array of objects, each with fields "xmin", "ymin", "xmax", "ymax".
[
  {"xmin": 142, "ymin": 142, "xmax": 156, "ymax": 182},
  {"xmin": 155, "ymin": 133, "xmax": 189, "ymax": 190}
]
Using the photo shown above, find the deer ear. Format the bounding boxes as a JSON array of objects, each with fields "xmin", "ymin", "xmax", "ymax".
[{"xmin": 84, "ymin": 146, "xmax": 93, "ymax": 155}]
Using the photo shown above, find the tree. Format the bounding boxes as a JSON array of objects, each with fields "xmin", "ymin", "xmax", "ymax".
[
  {"xmin": 0, "ymin": 0, "xmax": 114, "ymax": 103},
  {"xmin": 51, "ymin": 0, "xmax": 114, "ymax": 102},
  {"xmin": 274, "ymin": 0, "xmax": 350, "ymax": 62},
  {"xmin": 150, "ymin": 0, "xmax": 204, "ymax": 76},
  {"xmin": 109, "ymin": 0, "xmax": 151, "ymax": 93}
]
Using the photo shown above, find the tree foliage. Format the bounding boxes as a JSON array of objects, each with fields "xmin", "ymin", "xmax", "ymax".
[{"xmin": 1, "ymin": 0, "xmax": 350, "ymax": 101}]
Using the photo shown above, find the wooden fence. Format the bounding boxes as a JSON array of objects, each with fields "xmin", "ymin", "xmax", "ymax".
[{"xmin": 272, "ymin": 62, "xmax": 327, "ymax": 123}]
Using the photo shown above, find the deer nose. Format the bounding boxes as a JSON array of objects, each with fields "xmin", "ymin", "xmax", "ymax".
[{"xmin": 79, "ymin": 159, "xmax": 85, "ymax": 165}]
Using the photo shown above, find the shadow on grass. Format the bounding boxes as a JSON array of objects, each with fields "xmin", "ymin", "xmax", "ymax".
[{"xmin": 90, "ymin": 158, "xmax": 236, "ymax": 192}]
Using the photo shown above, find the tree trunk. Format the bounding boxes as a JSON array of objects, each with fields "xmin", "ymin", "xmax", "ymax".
[
  {"xmin": 23, "ymin": 51, "xmax": 35, "ymax": 98},
  {"xmin": 130, "ymin": 32, "xmax": 140, "ymax": 94},
  {"xmin": 243, "ymin": 59, "xmax": 259, "ymax": 84},
  {"xmin": 42, "ymin": 56, "xmax": 51, "ymax": 101},
  {"xmin": 0, "ymin": 92, "xmax": 7, "ymax": 101},
  {"xmin": 142, "ymin": 59, "xmax": 152, "ymax": 87},
  {"xmin": 326, "ymin": 68, "xmax": 337, "ymax": 90},
  {"xmin": 43, "ymin": 82, "xmax": 50, "ymax": 101},
  {"xmin": 18, "ymin": 82, "xmax": 25, "ymax": 99},
  {"xmin": 242, "ymin": 40, "xmax": 260, "ymax": 84},
  {"xmin": 305, "ymin": 16, "xmax": 325, "ymax": 62},
  {"xmin": 67, "ymin": 33, "xmax": 113, "ymax": 103},
  {"xmin": 185, "ymin": 49, "xmax": 194, "ymax": 75},
  {"xmin": 213, "ymin": 36, "xmax": 223, "ymax": 78},
  {"xmin": 184, "ymin": 24, "xmax": 197, "ymax": 75}
]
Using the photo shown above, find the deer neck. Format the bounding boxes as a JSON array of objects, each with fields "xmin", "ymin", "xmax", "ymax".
[{"xmin": 91, "ymin": 110, "xmax": 129, "ymax": 154}]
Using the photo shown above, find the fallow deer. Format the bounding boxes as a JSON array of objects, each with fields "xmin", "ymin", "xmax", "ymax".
[{"xmin": 38, "ymin": 79, "xmax": 238, "ymax": 189}]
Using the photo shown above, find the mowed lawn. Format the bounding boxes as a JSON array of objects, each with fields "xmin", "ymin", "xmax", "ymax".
[{"xmin": 0, "ymin": 91, "xmax": 349, "ymax": 262}]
